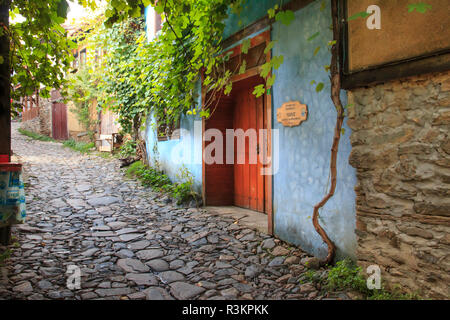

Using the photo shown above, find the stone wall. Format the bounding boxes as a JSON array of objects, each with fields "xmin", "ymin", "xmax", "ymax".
[
  {"xmin": 20, "ymin": 97, "xmax": 52, "ymax": 138},
  {"xmin": 39, "ymin": 97, "xmax": 52, "ymax": 137},
  {"xmin": 347, "ymin": 71, "xmax": 450, "ymax": 299},
  {"xmin": 20, "ymin": 116, "xmax": 40, "ymax": 134}
]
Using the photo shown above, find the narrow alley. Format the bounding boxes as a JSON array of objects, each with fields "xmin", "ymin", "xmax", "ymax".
[{"xmin": 0, "ymin": 122, "xmax": 338, "ymax": 300}]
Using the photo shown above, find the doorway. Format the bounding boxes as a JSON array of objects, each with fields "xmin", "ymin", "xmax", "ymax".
[
  {"xmin": 233, "ymin": 81, "xmax": 265, "ymax": 212},
  {"xmin": 204, "ymin": 75, "xmax": 268, "ymax": 214},
  {"xmin": 52, "ymin": 102, "xmax": 68, "ymax": 140}
]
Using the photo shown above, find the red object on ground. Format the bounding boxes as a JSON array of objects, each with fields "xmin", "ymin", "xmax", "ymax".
[
  {"xmin": 0, "ymin": 154, "xmax": 9, "ymax": 163},
  {"xmin": 0, "ymin": 163, "xmax": 22, "ymax": 172}
]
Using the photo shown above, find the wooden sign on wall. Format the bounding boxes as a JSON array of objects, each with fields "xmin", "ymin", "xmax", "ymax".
[
  {"xmin": 347, "ymin": 0, "xmax": 450, "ymax": 73},
  {"xmin": 277, "ymin": 101, "xmax": 308, "ymax": 127}
]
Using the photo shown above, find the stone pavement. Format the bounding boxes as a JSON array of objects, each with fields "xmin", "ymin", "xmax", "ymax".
[{"xmin": 0, "ymin": 122, "xmax": 342, "ymax": 300}]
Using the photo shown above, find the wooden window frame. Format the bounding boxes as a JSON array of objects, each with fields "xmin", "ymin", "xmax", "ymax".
[
  {"xmin": 73, "ymin": 51, "xmax": 79, "ymax": 69},
  {"xmin": 340, "ymin": 0, "xmax": 450, "ymax": 89},
  {"xmin": 156, "ymin": 117, "xmax": 180, "ymax": 142},
  {"xmin": 79, "ymin": 48, "xmax": 87, "ymax": 67}
]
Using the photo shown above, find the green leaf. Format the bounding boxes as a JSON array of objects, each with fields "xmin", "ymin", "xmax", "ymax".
[
  {"xmin": 142, "ymin": 0, "xmax": 152, "ymax": 7},
  {"xmin": 239, "ymin": 60, "xmax": 247, "ymax": 75},
  {"xmin": 407, "ymin": 3, "xmax": 432, "ymax": 13},
  {"xmin": 275, "ymin": 10, "xmax": 295, "ymax": 26},
  {"xmin": 313, "ymin": 46, "xmax": 321, "ymax": 56},
  {"xmin": 268, "ymin": 8, "xmax": 276, "ymax": 19},
  {"xmin": 57, "ymin": 0, "xmax": 69, "ymax": 18},
  {"xmin": 130, "ymin": 6, "xmax": 141, "ymax": 18},
  {"xmin": 266, "ymin": 74, "xmax": 276, "ymax": 88},
  {"xmin": 241, "ymin": 38, "xmax": 251, "ymax": 54},
  {"xmin": 0, "ymin": 56, "xmax": 4, "ymax": 65},
  {"xmin": 253, "ymin": 84, "xmax": 265, "ymax": 98},
  {"xmin": 264, "ymin": 41, "xmax": 275, "ymax": 54},
  {"xmin": 328, "ymin": 40, "xmax": 337, "ymax": 46},
  {"xmin": 111, "ymin": 0, "xmax": 127, "ymax": 11},
  {"xmin": 260, "ymin": 62, "xmax": 272, "ymax": 78},
  {"xmin": 271, "ymin": 55, "xmax": 284, "ymax": 70},
  {"xmin": 155, "ymin": 1, "xmax": 165, "ymax": 14},
  {"xmin": 307, "ymin": 32, "xmax": 320, "ymax": 41},
  {"xmin": 224, "ymin": 82, "xmax": 232, "ymax": 95},
  {"xmin": 199, "ymin": 109, "xmax": 210, "ymax": 118},
  {"xmin": 316, "ymin": 82, "xmax": 325, "ymax": 92},
  {"xmin": 347, "ymin": 11, "xmax": 371, "ymax": 21},
  {"xmin": 105, "ymin": 8, "xmax": 115, "ymax": 18}
]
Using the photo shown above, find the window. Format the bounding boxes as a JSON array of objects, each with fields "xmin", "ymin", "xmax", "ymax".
[
  {"xmin": 73, "ymin": 51, "xmax": 79, "ymax": 69},
  {"xmin": 94, "ymin": 47, "xmax": 101, "ymax": 65},
  {"xmin": 156, "ymin": 117, "xmax": 180, "ymax": 141},
  {"xmin": 79, "ymin": 49, "xmax": 87, "ymax": 67}
]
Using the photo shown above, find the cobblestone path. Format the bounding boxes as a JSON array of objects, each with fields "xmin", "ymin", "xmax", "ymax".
[{"xmin": 0, "ymin": 122, "xmax": 340, "ymax": 300}]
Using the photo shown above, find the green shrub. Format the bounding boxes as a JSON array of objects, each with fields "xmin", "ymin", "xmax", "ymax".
[
  {"xmin": 18, "ymin": 128, "xmax": 54, "ymax": 141},
  {"xmin": 119, "ymin": 139, "xmax": 137, "ymax": 158},
  {"xmin": 138, "ymin": 167, "xmax": 172, "ymax": 189},
  {"xmin": 127, "ymin": 160, "xmax": 172, "ymax": 190},
  {"xmin": 63, "ymin": 139, "xmax": 95, "ymax": 153},
  {"xmin": 325, "ymin": 258, "xmax": 422, "ymax": 300},
  {"xmin": 326, "ymin": 258, "xmax": 368, "ymax": 294},
  {"xmin": 0, "ymin": 248, "xmax": 12, "ymax": 266},
  {"xmin": 125, "ymin": 162, "xmax": 199, "ymax": 205},
  {"xmin": 171, "ymin": 165, "xmax": 199, "ymax": 205},
  {"xmin": 125, "ymin": 160, "xmax": 145, "ymax": 178}
]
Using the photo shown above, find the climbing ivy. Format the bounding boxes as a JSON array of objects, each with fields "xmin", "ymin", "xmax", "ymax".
[
  {"xmin": 4, "ymin": 0, "xmax": 78, "ymax": 110},
  {"xmin": 66, "ymin": 66, "xmax": 99, "ymax": 136},
  {"xmin": 69, "ymin": 0, "xmax": 295, "ymax": 138}
]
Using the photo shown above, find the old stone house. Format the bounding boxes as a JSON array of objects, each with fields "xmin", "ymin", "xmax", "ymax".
[
  {"xmin": 20, "ymin": 23, "xmax": 121, "ymax": 150},
  {"xmin": 142, "ymin": 0, "xmax": 449, "ymax": 299}
]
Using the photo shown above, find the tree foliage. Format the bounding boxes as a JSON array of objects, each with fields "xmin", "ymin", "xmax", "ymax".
[
  {"xmin": 4, "ymin": 0, "xmax": 75, "ymax": 110},
  {"xmin": 70, "ymin": 0, "xmax": 297, "ymax": 139}
]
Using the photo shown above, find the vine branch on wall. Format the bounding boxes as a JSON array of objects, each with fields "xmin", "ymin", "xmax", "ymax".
[{"xmin": 312, "ymin": 0, "xmax": 343, "ymax": 266}]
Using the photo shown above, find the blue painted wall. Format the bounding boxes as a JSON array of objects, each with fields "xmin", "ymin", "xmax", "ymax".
[
  {"xmin": 144, "ymin": 0, "xmax": 357, "ymax": 260},
  {"xmin": 271, "ymin": 0, "xmax": 356, "ymax": 260},
  {"xmin": 223, "ymin": 0, "xmax": 293, "ymax": 39},
  {"xmin": 144, "ymin": 86, "xmax": 203, "ymax": 194},
  {"xmin": 144, "ymin": 7, "xmax": 203, "ymax": 192}
]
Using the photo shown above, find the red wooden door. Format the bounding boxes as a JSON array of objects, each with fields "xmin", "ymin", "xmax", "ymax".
[
  {"xmin": 204, "ymin": 95, "xmax": 235, "ymax": 206},
  {"xmin": 234, "ymin": 87, "xmax": 264, "ymax": 212},
  {"xmin": 52, "ymin": 102, "xmax": 68, "ymax": 140}
]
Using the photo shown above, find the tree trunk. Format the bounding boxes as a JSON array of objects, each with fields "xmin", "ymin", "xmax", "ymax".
[
  {"xmin": 132, "ymin": 114, "xmax": 141, "ymax": 142},
  {"xmin": 0, "ymin": 0, "xmax": 11, "ymax": 245},
  {"xmin": 311, "ymin": 0, "xmax": 344, "ymax": 266},
  {"xmin": 0, "ymin": 0, "xmax": 11, "ymax": 160}
]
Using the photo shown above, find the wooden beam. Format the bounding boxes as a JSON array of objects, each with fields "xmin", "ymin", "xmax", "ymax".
[
  {"xmin": 342, "ymin": 52, "xmax": 450, "ymax": 89},
  {"xmin": 264, "ymin": 32, "xmax": 274, "ymax": 236},
  {"xmin": 340, "ymin": 0, "xmax": 450, "ymax": 89}
]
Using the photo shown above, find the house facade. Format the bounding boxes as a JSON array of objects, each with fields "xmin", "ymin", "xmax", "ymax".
[
  {"xmin": 20, "ymin": 25, "xmax": 121, "ymax": 150},
  {"xmin": 144, "ymin": 0, "xmax": 449, "ymax": 298},
  {"xmin": 20, "ymin": 89, "xmax": 66, "ymax": 140},
  {"xmin": 144, "ymin": 0, "xmax": 357, "ymax": 260}
]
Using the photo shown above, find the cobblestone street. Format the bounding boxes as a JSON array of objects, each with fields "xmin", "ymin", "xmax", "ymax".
[{"xmin": 0, "ymin": 122, "xmax": 341, "ymax": 300}]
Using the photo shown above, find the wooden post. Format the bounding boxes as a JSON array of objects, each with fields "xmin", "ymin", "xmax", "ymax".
[
  {"xmin": 0, "ymin": 0, "xmax": 11, "ymax": 161},
  {"xmin": 0, "ymin": 0, "xmax": 11, "ymax": 245}
]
